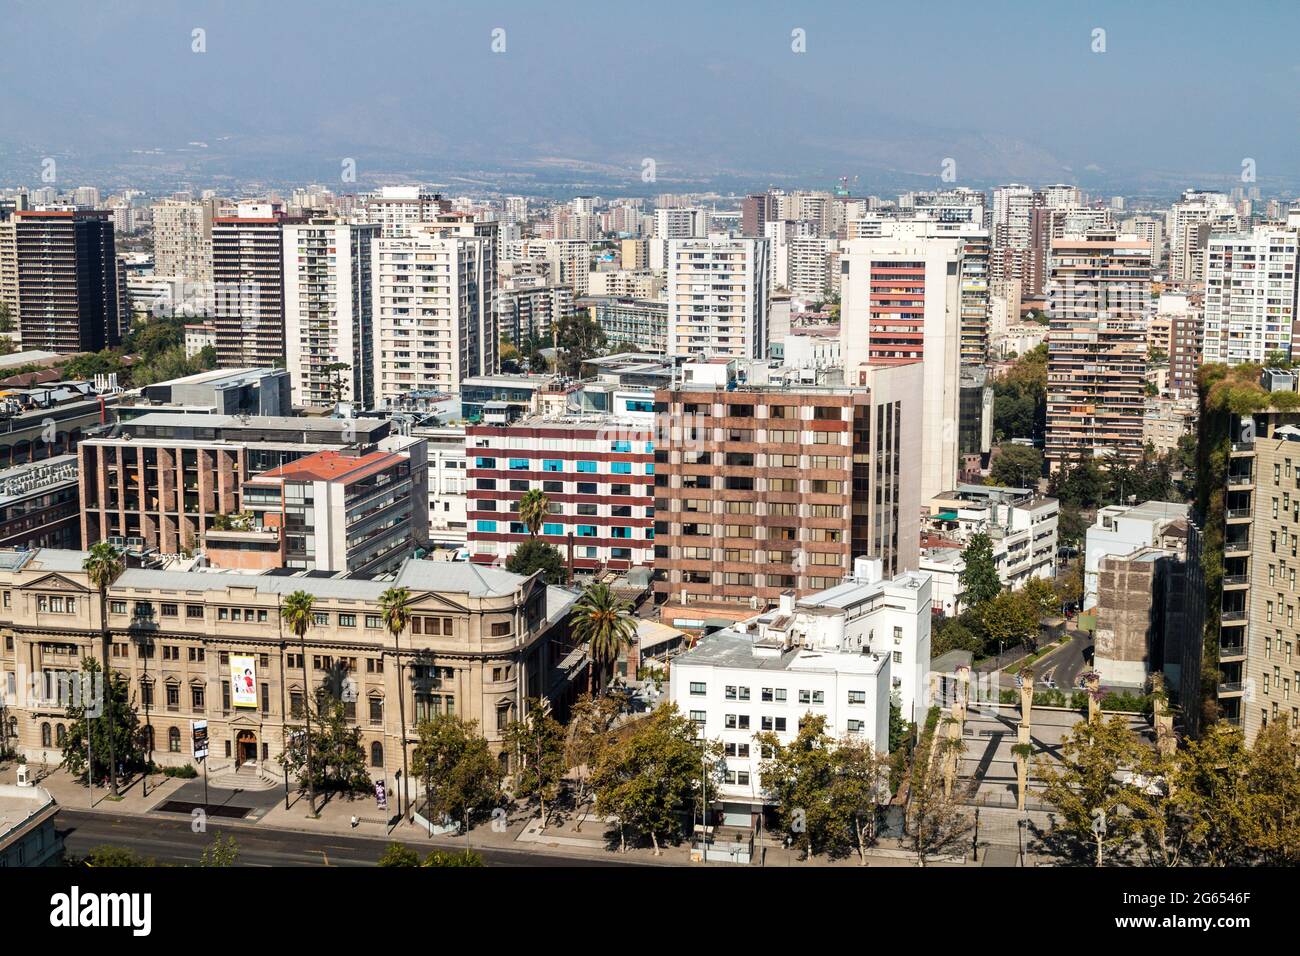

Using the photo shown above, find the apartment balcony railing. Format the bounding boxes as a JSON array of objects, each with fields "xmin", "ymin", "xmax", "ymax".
[
  {"xmin": 1227, "ymin": 475, "xmax": 1254, "ymax": 486},
  {"xmin": 1223, "ymin": 715, "xmax": 1244, "ymax": 727},
  {"xmin": 1221, "ymin": 609, "xmax": 1247, "ymax": 622},
  {"xmin": 1222, "ymin": 574, "xmax": 1250, "ymax": 586},
  {"xmin": 1231, "ymin": 441, "xmax": 1255, "ymax": 453},
  {"xmin": 1225, "ymin": 508, "xmax": 1252, "ymax": 520},
  {"xmin": 1218, "ymin": 681, "xmax": 1245, "ymax": 694}
]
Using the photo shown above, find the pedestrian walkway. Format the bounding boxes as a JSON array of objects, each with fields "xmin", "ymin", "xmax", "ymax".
[{"xmin": 3, "ymin": 762, "xmax": 1051, "ymax": 866}]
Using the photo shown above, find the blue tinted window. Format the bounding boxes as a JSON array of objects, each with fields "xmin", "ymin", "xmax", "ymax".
[
  {"xmin": 542, "ymin": 523, "xmax": 563, "ymax": 536},
  {"xmin": 577, "ymin": 525, "xmax": 597, "ymax": 537},
  {"xmin": 611, "ymin": 462, "xmax": 632, "ymax": 474},
  {"xmin": 509, "ymin": 458, "xmax": 529, "ymax": 470},
  {"xmin": 543, "ymin": 460, "xmax": 563, "ymax": 472},
  {"xmin": 476, "ymin": 520, "xmax": 497, "ymax": 533},
  {"xmin": 576, "ymin": 460, "xmax": 597, "ymax": 473}
]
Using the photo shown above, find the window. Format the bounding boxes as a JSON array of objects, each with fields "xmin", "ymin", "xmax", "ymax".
[
  {"xmin": 366, "ymin": 615, "xmax": 381, "ymax": 629},
  {"xmin": 576, "ymin": 460, "xmax": 597, "ymax": 473},
  {"xmin": 848, "ymin": 690, "xmax": 866, "ymax": 705},
  {"xmin": 186, "ymin": 605, "xmax": 204, "ymax": 620},
  {"xmin": 110, "ymin": 601, "xmax": 127, "ymax": 614},
  {"xmin": 689, "ymin": 682, "xmax": 706, "ymax": 696},
  {"xmin": 371, "ymin": 742, "xmax": 384, "ymax": 768},
  {"xmin": 339, "ymin": 614, "xmax": 357, "ymax": 628},
  {"xmin": 192, "ymin": 684, "xmax": 205, "ymax": 710},
  {"xmin": 370, "ymin": 697, "xmax": 384, "ymax": 723},
  {"xmin": 169, "ymin": 727, "xmax": 181, "ymax": 753}
]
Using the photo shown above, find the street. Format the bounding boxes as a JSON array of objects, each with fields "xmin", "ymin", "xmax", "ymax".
[{"xmin": 55, "ymin": 808, "xmax": 649, "ymax": 868}]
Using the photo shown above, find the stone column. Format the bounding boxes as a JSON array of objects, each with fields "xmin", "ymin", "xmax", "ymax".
[{"xmin": 1084, "ymin": 670, "xmax": 1101, "ymax": 723}]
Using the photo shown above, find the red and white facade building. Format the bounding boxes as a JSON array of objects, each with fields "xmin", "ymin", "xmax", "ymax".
[{"xmin": 465, "ymin": 414, "xmax": 656, "ymax": 572}]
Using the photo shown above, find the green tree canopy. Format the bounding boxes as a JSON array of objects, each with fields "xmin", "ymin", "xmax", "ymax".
[{"xmin": 959, "ymin": 532, "xmax": 1001, "ymax": 609}]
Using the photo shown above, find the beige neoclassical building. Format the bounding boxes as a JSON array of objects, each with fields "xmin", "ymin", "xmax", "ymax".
[{"xmin": 0, "ymin": 549, "xmax": 579, "ymax": 782}]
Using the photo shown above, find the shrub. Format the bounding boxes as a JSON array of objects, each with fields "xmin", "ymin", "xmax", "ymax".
[{"xmin": 163, "ymin": 764, "xmax": 198, "ymax": 779}]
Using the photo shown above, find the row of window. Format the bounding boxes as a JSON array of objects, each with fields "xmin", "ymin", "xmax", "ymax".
[
  {"xmin": 475, "ymin": 456, "xmax": 654, "ymax": 475},
  {"xmin": 691, "ymin": 683, "xmax": 869, "ymax": 706}
]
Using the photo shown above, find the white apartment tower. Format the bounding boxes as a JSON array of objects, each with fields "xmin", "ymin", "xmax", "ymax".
[
  {"xmin": 651, "ymin": 207, "xmax": 708, "ymax": 270},
  {"xmin": 283, "ymin": 219, "xmax": 380, "ymax": 410},
  {"xmin": 1202, "ymin": 227, "xmax": 1300, "ymax": 365},
  {"xmin": 665, "ymin": 236, "xmax": 771, "ymax": 359},
  {"xmin": 372, "ymin": 217, "xmax": 498, "ymax": 407},
  {"xmin": 1169, "ymin": 189, "xmax": 1239, "ymax": 288}
]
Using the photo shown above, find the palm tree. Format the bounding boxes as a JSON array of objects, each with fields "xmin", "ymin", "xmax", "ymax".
[
  {"xmin": 83, "ymin": 542, "xmax": 124, "ymax": 796},
  {"xmin": 280, "ymin": 590, "xmax": 318, "ymax": 816},
  {"xmin": 379, "ymin": 586, "xmax": 415, "ymax": 820},
  {"xmin": 518, "ymin": 489, "xmax": 549, "ymax": 538},
  {"xmin": 569, "ymin": 582, "xmax": 637, "ymax": 695}
]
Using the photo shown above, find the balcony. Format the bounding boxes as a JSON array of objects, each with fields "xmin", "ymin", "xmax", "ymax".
[
  {"xmin": 1217, "ymin": 681, "xmax": 1245, "ymax": 695},
  {"xmin": 1227, "ymin": 474, "xmax": 1254, "ymax": 487},
  {"xmin": 1223, "ymin": 539, "xmax": 1251, "ymax": 557},
  {"xmin": 1220, "ymin": 609, "xmax": 1247, "ymax": 623},
  {"xmin": 1219, "ymin": 642, "xmax": 1246, "ymax": 659},
  {"xmin": 1225, "ymin": 508, "xmax": 1252, "ymax": 522},
  {"xmin": 1230, "ymin": 441, "xmax": 1255, "ymax": 456}
]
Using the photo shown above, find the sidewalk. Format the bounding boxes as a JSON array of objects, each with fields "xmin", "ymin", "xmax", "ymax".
[{"xmin": 3, "ymin": 762, "xmax": 1041, "ymax": 867}]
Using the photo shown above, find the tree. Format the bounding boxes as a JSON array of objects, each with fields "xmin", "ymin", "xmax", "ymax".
[
  {"xmin": 1055, "ymin": 556, "xmax": 1084, "ymax": 610},
  {"xmin": 591, "ymin": 704, "xmax": 721, "ymax": 855},
  {"xmin": 1237, "ymin": 721, "xmax": 1300, "ymax": 865},
  {"xmin": 378, "ymin": 586, "xmax": 414, "ymax": 817},
  {"xmin": 931, "ymin": 616, "xmax": 983, "ymax": 658},
  {"xmin": 82, "ymin": 845, "xmax": 156, "ymax": 867},
  {"xmin": 569, "ymin": 581, "xmax": 637, "ymax": 694},
  {"xmin": 502, "ymin": 698, "xmax": 566, "ymax": 828},
  {"xmin": 829, "ymin": 736, "xmax": 891, "ymax": 865},
  {"xmin": 411, "ymin": 713, "xmax": 502, "ymax": 834},
  {"xmin": 198, "ymin": 834, "xmax": 239, "ymax": 867},
  {"xmin": 1021, "ymin": 576, "xmax": 1059, "ymax": 618},
  {"xmin": 280, "ymin": 693, "xmax": 373, "ymax": 794},
  {"xmin": 979, "ymin": 589, "xmax": 1042, "ymax": 653},
  {"xmin": 959, "ymin": 533, "xmax": 1001, "ymax": 609},
  {"xmin": 280, "ymin": 590, "xmax": 318, "ymax": 814},
  {"xmin": 61, "ymin": 657, "xmax": 146, "ymax": 783},
  {"xmin": 0, "ymin": 301, "xmax": 13, "ymax": 334},
  {"xmin": 504, "ymin": 539, "xmax": 567, "ymax": 585},
  {"xmin": 553, "ymin": 312, "xmax": 606, "ymax": 377},
  {"xmin": 517, "ymin": 488, "xmax": 550, "ymax": 537},
  {"xmin": 1035, "ymin": 715, "xmax": 1153, "ymax": 866},
  {"xmin": 756, "ymin": 715, "xmax": 838, "ymax": 861},
  {"xmin": 83, "ymin": 542, "xmax": 125, "ymax": 795},
  {"xmin": 992, "ymin": 344, "xmax": 1046, "ymax": 441},
  {"xmin": 564, "ymin": 693, "xmax": 623, "ymax": 819},
  {"xmin": 63, "ymin": 349, "xmax": 124, "ymax": 381},
  {"xmin": 905, "ymin": 713, "xmax": 971, "ymax": 866},
  {"xmin": 377, "ymin": 842, "xmax": 422, "ymax": 867},
  {"xmin": 989, "ymin": 443, "xmax": 1042, "ymax": 488},
  {"xmin": 1048, "ymin": 456, "xmax": 1107, "ymax": 510}
]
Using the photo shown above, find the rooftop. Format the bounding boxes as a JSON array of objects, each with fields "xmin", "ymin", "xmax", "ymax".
[
  {"xmin": 251, "ymin": 449, "xmax": 403, "ymax": 484},
  {"xmin": 674, "ymin": 628, "xmax": 888, "ymax": 676}
]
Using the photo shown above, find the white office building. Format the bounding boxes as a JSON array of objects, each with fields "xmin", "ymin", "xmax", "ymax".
[{"xmin": 668, "ymin": 560, "xmax": 932, "ymax": 820}]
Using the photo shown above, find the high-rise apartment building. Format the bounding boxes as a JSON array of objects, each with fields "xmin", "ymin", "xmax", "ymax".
[
  {"xmin": 665, "ymin": 237, "xmax": 770, "ymax": 359},
  {"xmin": 651, "ymin": 360, "xmax": 922, "ymax": 608},
  {"xmin": 0, "ymin": 210, "xmax": 121, "ymax": 353},
  {"xmin": 650, "ymin": 207, "xmax": 708, "ymax": 270},
  {"xmin": 282, "ymin": 218, "xmax": 380, "ymax": 410},
  {"xmin": 1212, "ymin": 368, "xmax": 1300, "ymax": 743},
  {"xmin": 372, "ymin": 218, "xmax": 498, "ymax": 408},
  {"xmin": 1201, "ymin": 227, "xmax": 1299, "ymax": 366},
  {"xmin": 211, "ymin": 204, "xmax": 290, "ymax": 369},
  {"xmin": 1045, "ymin": 229, "xmax": 1153, "ymax": 470},
  {"xmin": 362, "ymin": 186, "xmax": 451, "ymax": 238},
  {"xmin": 152, "ymin": 197, "xmax": 217, "ymax": 285},
  {"xmin": 1169, "ymin": 189, "xmax": 1239, "ymax": 288},
  {"xmin": 840, "ymin": 226, "xmax": 964, "ymax": 502},
  {"xmin": 990, "ymin": 184, "xmax": 1041, "ymax": 286}
]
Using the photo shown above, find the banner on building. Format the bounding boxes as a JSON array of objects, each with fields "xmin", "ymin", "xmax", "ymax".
[
  {"xmin": 230, "ymin": 655, "xmax": 257, "ymax": 708},
  {"xmin": 191, "ymin": 719, "xmax": 208, "ymax": 761}
]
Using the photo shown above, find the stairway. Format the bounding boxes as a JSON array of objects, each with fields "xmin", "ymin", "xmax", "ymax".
[{"xmin": 206, "ymin": 762, "xmax": 279, "ymax": 792}]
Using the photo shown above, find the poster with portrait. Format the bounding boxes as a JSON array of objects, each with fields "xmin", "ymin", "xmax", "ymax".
[{"xmin": 230, "ymin": 654, "xmax": 257, "ymax": 708}]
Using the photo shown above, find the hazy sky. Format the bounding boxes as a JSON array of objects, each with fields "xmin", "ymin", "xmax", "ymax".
[{"xmin": 2, "ymin": 0, "xmax": 1297, "ymax": 193}]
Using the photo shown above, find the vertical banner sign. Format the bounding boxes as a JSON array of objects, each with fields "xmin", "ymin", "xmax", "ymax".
[
  {"xmin": 231, "ymin": 654, "xmax": 257, "ymax": 708},
  {"xmin": 375, "ymin": 780, "xmax": 387, "ymax": 811},
  {"xmin": 192, "ymin": 719, "xmax": 209, "ymax": 761}
]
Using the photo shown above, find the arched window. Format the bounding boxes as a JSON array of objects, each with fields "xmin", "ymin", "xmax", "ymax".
[
  {"xmin": 370, "ymin": 741, "xmax": 384, "ymax": 768},
  {"xmin": 142, "ymin": 726, "xmax": 155, "ymax": 752},
  {"xmin": 40, "ymin": 722, "xmax": 51, "ymax": 747},
  {"xmin": 56, "ymin": 724, "xmax": 67, "ymax": 746},
  {"xmin": 168, "ymin": 727, "xmax": 181, "ymax": 753}
]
